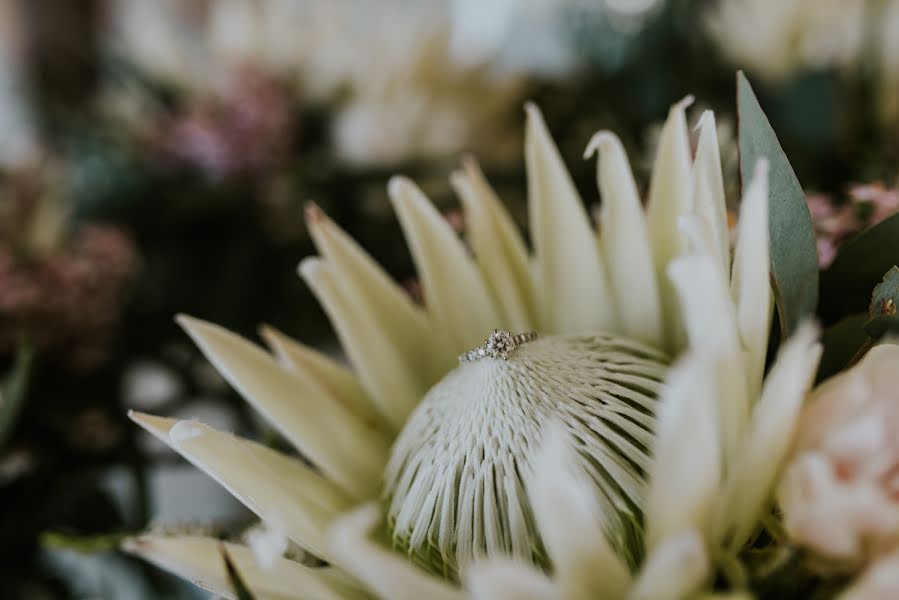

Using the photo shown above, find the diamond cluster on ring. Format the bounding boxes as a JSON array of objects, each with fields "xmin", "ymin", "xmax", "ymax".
[{"xmin": 459, "ymin": 329, "xmax": 537, "ymax": 362}]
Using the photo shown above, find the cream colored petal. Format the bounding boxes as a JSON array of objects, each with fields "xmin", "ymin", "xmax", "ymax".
[
  {"xmin": 452, "ymin": 157, "xmax": 535, "ymax": 332},
  {"xmin": 122, "ymin": 534, "xmax": 358, "ymax": 600},
  {"xmin": 692, "ymin": 111, "xmax": 730, "ymax": 277},
  {"xmin": 258, "ymin": 324, "xmax": 379, "ymax": 426},
  {"xmin": 719, "ymin": 322, "xmax": 821, "ymax": 550},
  {"xmin": 839, "ymin": 547, "xmax": 899, "ymax": 600},
  {"xmin": 585, "ymin": 131, "xmax": 663, "ymax": 348},
  {"xmin": 300, "ymin": 258, "xmax": 428, "ymax": 431},
  {"xmin": 645, "ymin": 353, "xmax": 721, "ymax": 550},
  {"xmin": 731, "ymin": 159, "xmax": 772, "ymax": 401},
  {"xmin": 629, "ymin": 531, "xmax": 708, "ymax": 600},
  {"xmin": 528, "ymin": 422, "xmax": 632, "ymax": 600},
  {"xmin": 646, "ymin": 97, "xmax": 695, "ymax": 351},
  {"xmin": 304, "ymin": 203, "xmax": 448, "ymax": 377},
  {"xmin": 177, "ymin": 315, "xmax": 390, "ymax": 499},
  {"xmin": 130, "ymin": 412, "xmax": 351, "ymax": 559},
  {"xmin": 525, "ymin": 103, "xmax": 618, "ymax": 333},
  {"xmin": 667, "ymin": 255, "xmax": 748, "ymax": 467},
  {"xmin": 327, "ymin": 504, "xmax": 465, "ymax": 600},
  {"xmin": 389, "ymin": 176, "xmax": 501, "ymax": 352},
  {"xmin": 465, "ymin": 559, "xmax": 557, "ymax": 600}
]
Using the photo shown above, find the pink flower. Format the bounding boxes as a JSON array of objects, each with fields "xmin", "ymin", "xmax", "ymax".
[{"xmin": 779, "ymin": 344, "xmax": 899, "ymax": 565}]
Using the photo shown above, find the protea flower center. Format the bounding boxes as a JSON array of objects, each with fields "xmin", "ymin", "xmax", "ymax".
[{"xmin": 383, "ymin": 331, "xmax": 669, "ymax": 578}]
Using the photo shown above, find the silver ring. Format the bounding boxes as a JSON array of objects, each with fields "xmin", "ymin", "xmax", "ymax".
[{"xmin": 459, "ymin": 329, "xmax": 537, "ymax": 362}]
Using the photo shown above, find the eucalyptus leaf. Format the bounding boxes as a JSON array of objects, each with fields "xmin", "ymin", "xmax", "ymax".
[
  {"xmin": 863, "ymin": 266, "xmax": 899, "ymax": 338},
  {"xmin": 817, "ymin": 313, "xmax": 869, "ymax": 382},
  {"xmin": 0, "ymin": 345, "xmax": 35, "ymax": 450},
  {"xmin": 737, "ymin": 72, "xmax": 818, "ymax": 337},
  {"xmin": 821, "ymin": 216, "xmax": 899, "ymax": 320}
]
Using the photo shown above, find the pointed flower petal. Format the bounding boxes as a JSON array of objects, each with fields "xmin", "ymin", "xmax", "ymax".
[
  {"xmin": 452, "ymin": 157, "xmax": 536, "ymax": 332},
  {"xmin": 731, "ymin": 159, "xmax": 772, "ymax": 401},
  {"xmin": 525, "ymin": 103, "xmax": 618, "ymax": 333},
  {"xmin": 585, "ymin": 131, "xmax": 663, "ymax": 347},
  {"xmin": 130, "ymin": 412, "xmax": 351, "ymax": 559},
  {"xmin": 300, "ymin": 258, "xmax": 428, "ymax": 430},
  {"xmin": 465, "ymin": 559, "xmax": 558, "ymax": 600},
  {"xmin": 389, "ymin": 176, "xmax": 501, "ymax": 352},
  {"xmin": 691, "ymin": 110, "xmax": 731, "ymax": 277},
  {"xmin": 645, "ymin": 353, "xmax": 721, "ymax": 550},
  {"xmin": 122, "ymin": 535, "xmax": 354, "ymax": 600},
  {"xmin": 647, "ymin": 97, "xmax": 695, "ymax": 350},
  {"xmin": 528, "ymin": 422, "xmax": 632, "ymax": 600},
  {"xmin": 328, "ymin": 504, "xmax": 465, "ymax": 600},
  {"xmin": 177, "ymin": 315, "xmax": 390, "ymax": 499},
  {"xmin": 259, "ymin": 324, "xmax": 380, "ymax": 426},
  {"xmin": 629, "ymin": 531, "xmax": 708, "ymax": 600},
  {"xmin": 719, "ymin": 322, "xmax": 821, "ymax": 550}
]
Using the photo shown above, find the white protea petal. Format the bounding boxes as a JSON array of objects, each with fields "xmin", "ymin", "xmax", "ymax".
[
  {"xmin": 304, "ymin": 203, "xmax": 448, "ymax": 376},
  {"xmin": 731, "ymin": 159, "xmax": 772, "ymax": 401},
  {"xmin": 259, "ymin": 324, "xmax": 379, "ymax": 426},
  {"xmin": 667, "ymin": 255, "xmax": 748, "ymax": 467},
  {"xmin": 122, "ymin": 535, "xmax": 356, "ymax": 600},
  {"xmin": 327, "ymin": 504, "xmax": 465, "ymax": 600},
  {"xmin": 452, "ymin": 157, "xmax": 536, "ymax": 332},
  {"xmin": 524, "ymin": 102, "xmax": 619, "ymax": 333},
  {"xmin": 130, "ymin": 412, "xmax": 351, "ymax": 559},
  {"xmin": 528, "ymin": 422, "xmax": 632, "ymax": 600},
  {"xmin": 299, "ymin": 257, "xmax": 428, "ymax": 431},
  {"xmin": 585, "ymin": 131, "xmax": 664, "ymax": 348},
  {"xmin": 719, "ymin": 322, "xmax": 821, "ymax": 550},
  {"xmin": 176, "ymin": 315, "xmax": 390, "ymax": 499},
  {"xmin": 646, "ymin": 96, "xmax": 695, "ymax": 351},
  {"xmin": 645, "ymin": 353, "xmax": 721, "ymax": 551},
  {"xmin": 388, "ymin": 176, "xmax": 502, "ymax": 352},
  {"xmin": 691, "ymin": 110, "xmax": 730, "ymax": 276},
  {"xmin": 629, "ymin": 531, "xmax": 709, "ymax": 600},
  {"xmin": 465, "ymin": 559, "xmax": 558, "ymax": 600}
]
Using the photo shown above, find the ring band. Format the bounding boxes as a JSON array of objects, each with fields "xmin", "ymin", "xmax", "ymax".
[{"xmin": 459, "ymin": 329, "xmax": 537, "ymax": 363}]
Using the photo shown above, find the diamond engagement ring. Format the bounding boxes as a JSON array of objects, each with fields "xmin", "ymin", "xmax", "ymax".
[{"xmin": 459, "ymin": 329, "xmax": 538, "ymax": 362}]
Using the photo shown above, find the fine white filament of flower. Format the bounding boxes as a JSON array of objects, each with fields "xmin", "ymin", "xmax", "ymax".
[{"xmin": 124, "ymin": 97, "xmax": 823, "ymax": 600}]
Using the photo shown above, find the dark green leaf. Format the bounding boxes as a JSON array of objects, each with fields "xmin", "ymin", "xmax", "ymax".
[
  {"xmin": 817, "ymin": 313, "xmax": 869, "ymax": 382},
  {"xmin": 221, "ymin": 545, "xmax": 257, "ymax": 600},
  {"xmin": 863, "ymin": 266, "xmax": 899, "ymax": 338},
  {"xmin": 0, "ymin": 345, "xmax": 35, "ymax": 449},
  {"xmin": 737, "ymin": 72, "xmax": 819, "ymax": 337},
  {"xmin": 821, "ymin": 216, "xmax": 899, "ymax": 320}
]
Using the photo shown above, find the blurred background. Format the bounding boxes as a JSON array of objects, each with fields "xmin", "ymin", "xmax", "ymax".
[{"xmin": 1, "ymin": 0, "xmax": 898, "ymax": 597}]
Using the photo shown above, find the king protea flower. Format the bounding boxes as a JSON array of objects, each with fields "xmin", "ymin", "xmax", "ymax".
[{"xmin": 125, "ymin": 99, "xmax": 822, "ymax": 599}]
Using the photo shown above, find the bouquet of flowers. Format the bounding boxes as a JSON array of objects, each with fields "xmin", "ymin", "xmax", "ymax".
[{"xmin": 116, "ymin": 72, "xmax": 899, "ymax": 599}]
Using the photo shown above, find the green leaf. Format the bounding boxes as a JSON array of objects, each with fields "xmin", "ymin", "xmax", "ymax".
[
  {"xmin": 220, "ymin": 545, "xmax": 258, "ymax": 600},
  {"xmin": 0, "ymin": 345, "xmax": 35, "ymax": 450},
  {"xmin": 817, "ymin": 313, "xmax": 869, "ymax": 382},
  {"xmin": 863, "ymin": 266, "xmax": 899, "ymax": 338},
  {"xmin": 737, "ymin": 72, "xmax": 818, "ymax": 337},
  {"xmin": 821, "ymin": 214, "xmax": 899, "ymax": 321}
]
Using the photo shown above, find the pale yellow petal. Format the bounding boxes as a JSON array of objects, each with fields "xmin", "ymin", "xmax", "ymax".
[
  {"xmin": 300, "ymin": 257, "xmax": 428, "ymax": 431},
  {"xmin": 667, "ymin": 255, "xmax": 748, "ymax": 466},
  {"xmin": 465, "ymin": 559, "xmax": 557, "ymax": 600},
  {"xmin": 176, "ymin": 315, "xmax": 390, "ymax": 499},
  {"xmin": 327, "ymin": 504, "xmax": 465, "ymax": 600},
  {"xmin": 525, "ymin": 102, "xmax": 618, "ymax": 333},
  {"xmin": 645, "ymin": 353, "xmax": 721, "ymax": 550},
  {"xmin": 528, "ymin": 423, "xmax": 632, "ymax": 600},
  {"xmin": 122, "ymin": 535, "xmax": 358, "ymax": 600},
  {"xmin": 646, "ymin": 97, "xmax": 695, "ymax": 350},
  {"xmin": 304, "ymin": 203, "xmax": 447, "ymax": 377},
  {"xmin": 130, "ymin": 412, "xmax": 351, "ymax": 559},
  {"xmin": 629, "ymin": 531, "xmax": 709, "ymax": 600},
  {"xmin": 452, "ymin": 157, "xmax": 535, "ymax": 332},
  {"xmin": 692, "ymin": 110, "xmax": 730, "ymax": 276},
  {"xmin": 585, "ymin": 130, "xmax": 663, "ymax": 347},
  {"xmin": 258, "ymin": 324, "xmax": 379, "ymax": 426},
  {"xmin": 389, "ymin": 176, "xmax": 501, "ymax": 352},
  {"xmin": 731, "ymin": 159, "xmax": 772, "ymax": 401},
  {"xmin": 719, "ymin": 322, "xmax": 821, "ymax": 550}
]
